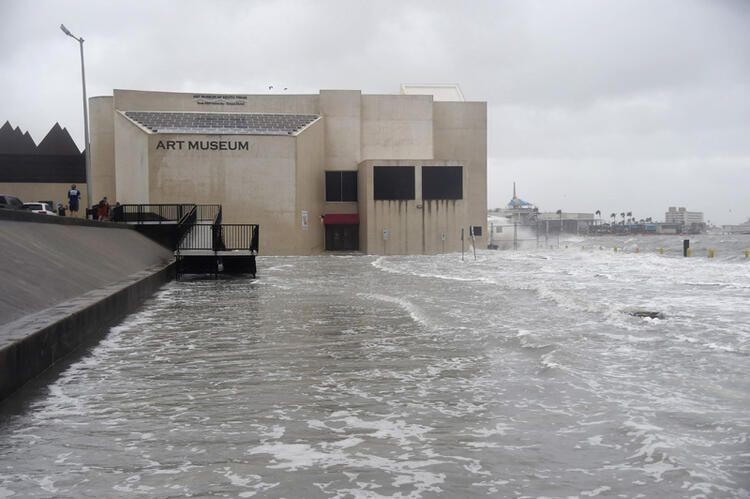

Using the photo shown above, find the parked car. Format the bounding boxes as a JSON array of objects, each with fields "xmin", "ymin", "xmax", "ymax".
[
  {"xmin": 22, "ymin": 202, "xmax": 58, "ymax": 215},
  {"xmin": 0, "ymin": 195, "xmax": 24, "ymax": 210}
]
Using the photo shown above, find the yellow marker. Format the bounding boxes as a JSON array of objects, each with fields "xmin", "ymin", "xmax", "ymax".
[
  {"xmin": 635, "ymin": 246, "xmax": 640, "ymax": 254},
  {"xmin": 659, "ymin": 247, "xmax": 664, "ymax": 255},
  {"xmin": 708, "ymin": 249, "xmax": 715, "ymax": 258},
  {"xmin": 745, "ymin": 250, "xmax": 749, "ymax": 259},
  {"xmin": 613, "ymin": 247, "xmax": 618, "ymax": 252},
  {"xmin": 686, "ymin": 248, "xmax": 692, "ymax": 257}
]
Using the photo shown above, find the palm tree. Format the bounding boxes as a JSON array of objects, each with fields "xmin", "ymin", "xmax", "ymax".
[
  {"xmin": 556, "ymin": 209, "xmax": 563, "ymax": 247},
  {"xmin": 595, "ymin": 209, "xmax": 601, "ymax": 226},
  {"xmin": 620, "ymin": 212, "xmax": 626, "ymax": 225},
  {"xmin": 610, "ymin": 213, "xmax": 616, "ymax": 225},
  {"xmin": 627, "ymin": 211, "xmax": 633, "ymax": 224}
]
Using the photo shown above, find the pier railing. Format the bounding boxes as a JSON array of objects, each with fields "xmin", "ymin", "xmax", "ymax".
[
  {"xmin": 111, "ymin": 203, "xmax": 194, "ymax": 223},
  {"xmin": 197, "ymin": 204, "xmax": 221, "ymax": 222},
  {"xmin": 111, "ymin": 203, "xmax": 259, "ymax": 254},
  {"xmin": 176, "ymin": 205, "xmax": 197, "ymax": 247},
  {"xmin": 179, "ymin": 223, "xmax": 259, "ymax": 252}
]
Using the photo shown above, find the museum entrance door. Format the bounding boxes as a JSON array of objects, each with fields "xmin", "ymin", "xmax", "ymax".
[
  {"xmin": 323, "ymin": 214, "xmax": 359, "ymax": 251},
  {"xmin": 325, "ymin": 224, "xmax": 359, "ymax": 251}
]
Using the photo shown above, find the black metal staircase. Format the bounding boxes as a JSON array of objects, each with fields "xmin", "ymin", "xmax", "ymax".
[{"xmin": 111, "ymin": 203, "xmax": 259, "ymax": 277}]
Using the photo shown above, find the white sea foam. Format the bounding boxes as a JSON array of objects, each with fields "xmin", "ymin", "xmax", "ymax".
[
  {"xmin": 358, "ymin": 293, "xmax": 435, "ymax": 331},
  {"xmin": 2, "ymin": 245, "xmax": 748, "ymax": 497}
]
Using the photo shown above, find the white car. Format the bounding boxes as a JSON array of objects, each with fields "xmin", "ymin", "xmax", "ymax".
[{"xmin": 22, "ymin": 202, "xmax": 58, "ymax": 215}]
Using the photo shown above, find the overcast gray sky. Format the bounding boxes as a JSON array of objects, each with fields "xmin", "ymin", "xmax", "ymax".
[{"xmin": 1, "ymin": 0, "xmax": 748, "ymax": 224}]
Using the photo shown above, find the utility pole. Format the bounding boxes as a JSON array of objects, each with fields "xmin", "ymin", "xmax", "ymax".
[{"xmin": 60, "ymin": 24, "xmax": 92, "ymax": 210}]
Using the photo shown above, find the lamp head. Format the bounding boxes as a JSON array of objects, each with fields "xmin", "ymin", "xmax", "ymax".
[{"xmin": 60, "ymin": 24, "xmax": 72, "ymax": 36}]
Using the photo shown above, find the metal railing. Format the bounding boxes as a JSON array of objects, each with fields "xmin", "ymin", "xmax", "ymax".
[
  {"xmin": 111, "ymin": 203, "xmax": 195, "ymax": 223},
  {"xmin": 219, "ymin": 224, "xmax": 259, "ymax": 251},
  {"xmin": 179, "ymin": 224, "xmax": 214, "ymax": 250},
  {"xmin": 179, "ymin": 223, "xmax": 259, "ymax": 252},
  {"xmin": 197, "ymin": 204, "xmax": 221, "ymax": 222},
  {"xmin": 111, "ymin": 203, "xmax": 259, "ymax": 254},
  {"xmin": 176, "ymin": 205, "xmax": 197, "ymax": 247},
  {"xmin": 112, "ymin": 203, "xmax": 221, "ymax": 223}
]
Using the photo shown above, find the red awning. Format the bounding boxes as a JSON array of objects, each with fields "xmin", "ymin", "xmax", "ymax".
[{"xmin": 323, "ymin": 213, "xmax": 359, "ymax": 225}]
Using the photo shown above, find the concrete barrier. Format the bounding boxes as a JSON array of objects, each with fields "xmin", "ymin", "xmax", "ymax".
[
  {"xmin": 0, "ymin": 209, "xmax": 177, "ymax": 400},
  {"xmin": 0, "ymin": 261, "xmax": 175, "ymax": 400},
  {"xmin": 0, "ymin": 215, "xmax": 173, "ymax": 325}
]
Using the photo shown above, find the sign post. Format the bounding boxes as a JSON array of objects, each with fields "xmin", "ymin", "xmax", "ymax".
[{"xmin": 461, "ymin": 228, "xmax": 465, "ymax": 262}]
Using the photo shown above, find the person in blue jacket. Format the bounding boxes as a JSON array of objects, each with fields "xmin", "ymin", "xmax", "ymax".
[{"xmin": 67, "ymin": 184, "xmax": 81, "ymax": 215}]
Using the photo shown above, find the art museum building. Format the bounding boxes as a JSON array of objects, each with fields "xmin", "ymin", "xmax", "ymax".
[{"xmin": 88, "ymin": 86, "xmax": 487, "ymax": 255}]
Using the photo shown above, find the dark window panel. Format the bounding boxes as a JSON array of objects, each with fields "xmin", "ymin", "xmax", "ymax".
[
  {"xmin": 325, "ymin": 171, "xmax": 342, "ymax": 202},
  {"xmin": 373, "ymin": 166, "xmax": 415, "ymax": 200},
  {"xmin": 325, "ymin": 171, "xmax": 358, "ymax": 202},
  {"xmin": 422, "ymin": 166, "xmax": 462, "ymax": 200},
  {"xmin": 341, "ymin": 171, "xmax": 358, "ymax": 202}
]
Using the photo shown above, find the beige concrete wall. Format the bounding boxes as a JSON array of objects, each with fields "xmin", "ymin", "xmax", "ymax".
[
  {"xmin": 113, "ymin": 89, "xmax": 319, "ymax": 115},
  {"xmin": 0, "ymin": 183, "xmax": 88, "ymax": 216},
  {"xmin": 114, "ymin": 113, "xmax": 150, "ymax": 204},
  {"xmin": 358, "ymin": 160, "xmax": 468, "ymax": 255},
  {"xmin": 319, "ymin": 90, "xmax": 361, "ymax": 170},
  {"xmin": 433, "ymin": 101, "xmax": 488, "ymax": 248},
  {"xmin": 147, "ymin": 133, "xmax": 299, "ymax": 255},
  {"xmin": 89, "ymin": 96, "xmax": 116, "ymax": 204},
  {"xmin": 361, "ymin": 95, "xmax": 434, "ymax": 161},
  {"xmin": 99, "ymin": 88, "xmax": 488, "ymax": 255},
  {"xmin": 294, "ymin": 119, "xmax": 325, "ymax": 254}
]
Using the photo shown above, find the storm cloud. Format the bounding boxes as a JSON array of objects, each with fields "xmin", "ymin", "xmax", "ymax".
[{"xmin": 1, "ymin": 0, "xmax": 748, "ymax": 223}]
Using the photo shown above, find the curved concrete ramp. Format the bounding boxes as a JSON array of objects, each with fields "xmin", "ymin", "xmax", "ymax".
[{"xmin": 0, "ymin": 220, "xmax": 173, "ymax": 326}]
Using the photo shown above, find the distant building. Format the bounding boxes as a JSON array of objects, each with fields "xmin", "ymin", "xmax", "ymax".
[
  {"xmin": 722, "ymin": 218, "xmax": 750, "ymax": 235},
  {"xmin": 665, "ymin": 206, "xmax": 705, "ymax": 234},
  {"xmin": 665, "ymin": 207, "xmax": 704, "ymax": 225},
  {"xmin": 488, "ymin": 184, "xmax": 594, "ymax": 235},
  {"xmin": 537, "ymin": 212, "xmax": 596, "ymax": 234},
  {"xmin": 492, "ymin": 183, "xmax": 537, "ymax": 224}
]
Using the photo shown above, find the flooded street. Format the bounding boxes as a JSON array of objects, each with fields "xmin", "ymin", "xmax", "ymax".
[{"xmin": 1, "ymin": 236, "xmax": 749, "ymax": 497}]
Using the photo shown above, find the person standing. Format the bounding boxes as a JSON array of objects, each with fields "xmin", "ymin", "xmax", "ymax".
[
  {"xmin": 97, "ymin": 196, "xmax": 110, "ymax": 221},
  {"xmin": 67, "ymin": 184, "xmax": 81, "ymax": 216}
]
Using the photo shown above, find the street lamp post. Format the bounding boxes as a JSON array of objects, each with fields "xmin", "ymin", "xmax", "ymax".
[{"xmin": 60, "ymin": 24, "xmax": 92, "ymax": 211}]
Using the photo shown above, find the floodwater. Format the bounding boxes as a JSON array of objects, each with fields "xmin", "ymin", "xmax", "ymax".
[{"xmin": 1, "ymin": 235, "xmax": 749, "ymax": 497}]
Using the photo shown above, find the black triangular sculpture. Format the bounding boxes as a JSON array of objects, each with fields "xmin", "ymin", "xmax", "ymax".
[
  {"xmin": 0, "ymin": 121, "xmax": 85, "ymax": 183},
  {"xmin": 0, "ymin": 121, "xmax": 19, "ymax": 154},
  {"xmin": 37, "ymin": 122, "xmax": 81, "ymax": 155}
]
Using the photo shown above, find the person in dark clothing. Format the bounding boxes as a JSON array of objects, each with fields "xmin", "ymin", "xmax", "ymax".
[
  {"xmin": 67, "ymin": 184, "xmax": 81, "ymax": 215},
  {"xmin": 97, "ymin": 196, "xmax": 110, "ymax": 221}
]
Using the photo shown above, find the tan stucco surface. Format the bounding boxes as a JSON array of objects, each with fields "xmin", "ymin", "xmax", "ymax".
[
  {"xmin": 433, "ymin": 101, "xmax": 488, "ymax": 248},
  {"xmin": 89, "ymin": 96, "xmax": 116, "ymax": 203},
  {"xmin": 360, "ymin": 95, "xmax": 434, "ymax": 161},
  {"xmin": 358, "ymin": 160, "xmax": 468, "ymax": 255},
  {"xmin": 114, "ymin": 112, "xmax": 149, "ymax": 204}
]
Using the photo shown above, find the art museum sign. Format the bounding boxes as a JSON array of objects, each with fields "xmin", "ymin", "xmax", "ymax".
[{"xmin": 155, "ymin": 140, "xmax": 250, "ymax": 151}]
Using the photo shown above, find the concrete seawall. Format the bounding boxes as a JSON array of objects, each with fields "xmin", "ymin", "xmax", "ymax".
[{"xmin": 0, "ymin": 210, "xmax": 175, "ymax": 399}]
